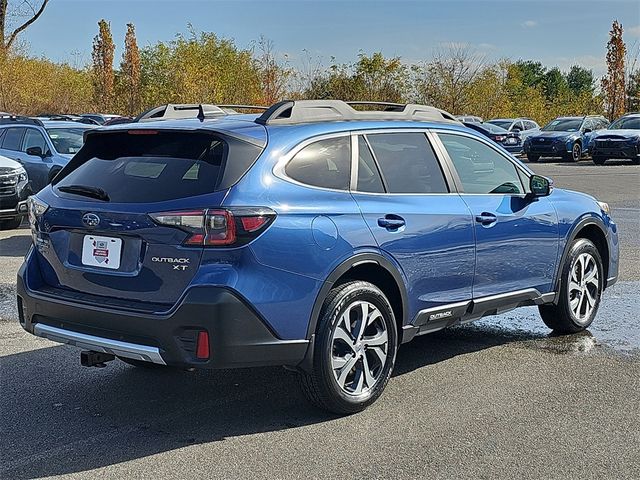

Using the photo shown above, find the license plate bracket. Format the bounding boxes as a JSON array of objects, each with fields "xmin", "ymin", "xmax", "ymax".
[{"xmin": 81, "ymin": 235, "xmax": 122, "ymax": 270}]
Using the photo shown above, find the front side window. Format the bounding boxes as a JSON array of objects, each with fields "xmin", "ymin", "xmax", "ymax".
[
  {"xmin": 366, "ymin": 132, "xmax": 448, "ymax": 194},
  {"xmin": 285, "ymin": 136, "xmax": 351, "ymax": 190},
  {"xmin": 438, "ymin": 133, "xmax": 524, "ymax": 195},
  {"xmin": 1, "ymin": 127, "xmax": 25, "ymax": 151},
  {"xmin": 23, "ymin": 128, "xmax": 48, "ymax": 155}
]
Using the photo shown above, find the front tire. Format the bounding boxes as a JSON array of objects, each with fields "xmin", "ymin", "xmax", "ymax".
[
  {"xmin": 300, "ymin": 281, "xmax": 398, "ymax": 415},
  {"xmin": 564, "ymin": 142, "xmax": 582, "ymax": 162},
  {"xmin": 527, "ymin": 154, "xmax": 540, "ymax": 163},
  {"xmin": 592, "ymin": 155, "xmax": 606, "ymax": 165},
  {"xmin": 539, "ymin": 238, "xmax": 603, "ymax": 333}
]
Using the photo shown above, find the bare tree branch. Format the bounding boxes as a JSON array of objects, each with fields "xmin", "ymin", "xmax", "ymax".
[{"xmin": 5, "ymin": 0, "xmax": 49, "ymax": 50}]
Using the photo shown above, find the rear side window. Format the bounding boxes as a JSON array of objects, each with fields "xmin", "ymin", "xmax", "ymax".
[
  {"xmin": 1, "ymin": 127, "xmax": 25, "ymax": 151},
  {"xmin": 285, "ymin": 136, "xmax": 351, "ymax": 190},
  {"xmin": 55, "ymin": 131, "xmax": 262, "ymax": 203},
  {"xmin": 366, "ymin": 132, "xmax": 448, "ymax": 194}
]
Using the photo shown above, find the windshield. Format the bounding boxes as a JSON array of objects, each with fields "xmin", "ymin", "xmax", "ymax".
[
  {"xmin": 487, "ymin": 120, "xmax": 512, "ymax": 130},
  {"xmin": 479, "ymin": 123, "xmax": 508, "ymax": 134},
  {"xmin": 542, "ymin": 119, "xmax": 582, "ymax": 132},
  {"xmin": 46, "ymin": 127, "xmax": 92, "ymax": 154},
  {"xmin": 609, "ymin": 116, "xmax": 640, "ymax": 130}
]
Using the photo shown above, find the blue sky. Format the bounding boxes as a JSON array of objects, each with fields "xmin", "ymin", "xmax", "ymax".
[{"xmin": 15, "ymin": 0, "xmax": 640, "ymax": 77}]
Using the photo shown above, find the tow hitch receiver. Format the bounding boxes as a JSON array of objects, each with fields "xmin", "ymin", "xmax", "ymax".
[{"xmin": 81, "ymin": 350, "xmax": 115, "ymax": 368}]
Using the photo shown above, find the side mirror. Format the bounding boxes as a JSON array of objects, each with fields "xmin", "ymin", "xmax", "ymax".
[
  {"xmin": 583, "ymin": 128, "xmax": 592, "ymax": 134},
  {"xmin": 26, "ymin": 146, "xmax": 44, "ymax": 157},
  {"xmin": 530, "ymin": 174, "xmax": 552, "ymax": 197},
  {"xmin": 511, "ymin": 127, "xmax": 521, "ymax": 132}
]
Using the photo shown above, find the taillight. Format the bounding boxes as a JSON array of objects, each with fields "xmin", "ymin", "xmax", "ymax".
[{"xmin": 150, "ymin": 207, "xmax": 275, "ymax": 247}]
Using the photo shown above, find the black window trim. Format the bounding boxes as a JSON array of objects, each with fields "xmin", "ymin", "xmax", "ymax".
[{"xmin": 430, "ymin": 128, "xmax": 533, "ymax": 196}]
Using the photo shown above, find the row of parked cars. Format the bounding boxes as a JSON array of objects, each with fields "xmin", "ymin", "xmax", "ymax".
[
  {"xmin": 1, "ymin": 106, "xmax": 639, "ymax": 230},
  {"xmin": 455, "ymin": 113, "xmax": 640, "ymax": 165}
]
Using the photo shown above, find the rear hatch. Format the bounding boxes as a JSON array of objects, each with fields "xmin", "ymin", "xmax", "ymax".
[{"xmin": 30, "ymin": 127, "xmax": 265, "ymax": 309}]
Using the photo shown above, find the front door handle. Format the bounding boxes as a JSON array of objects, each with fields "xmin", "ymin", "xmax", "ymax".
[
  {"xmin": 475, "ymin": 212, "xmax": 497, "ymax": 225},
  {"xmin": 378, "ymin": 215, "xmax": 406, "ymax": 230}
]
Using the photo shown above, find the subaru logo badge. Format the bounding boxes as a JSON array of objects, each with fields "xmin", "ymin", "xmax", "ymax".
[{"xmin": 82, "ymin": 213, "xmax": 100, "ymax": 228}]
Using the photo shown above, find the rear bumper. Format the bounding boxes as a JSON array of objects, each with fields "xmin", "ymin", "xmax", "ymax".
[{"xmin": 17, "ymin": 258, "xmax": 309, "ymax": 369}]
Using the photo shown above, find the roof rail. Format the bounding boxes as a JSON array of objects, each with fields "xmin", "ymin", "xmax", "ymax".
[
  {"xmin": 134, "ymin": 104, "xmax": 229, "ymax": 123},
  {"xmin": 0, "ymin": 115, "xmax": 44, "ymax": 127},
  {"xmin": 217, "ymin": 105, "xmax": 269, "ymax": 113},
  {"xmin": 255, "ymin": 100, "xmax": 460, "ymax": 125}
]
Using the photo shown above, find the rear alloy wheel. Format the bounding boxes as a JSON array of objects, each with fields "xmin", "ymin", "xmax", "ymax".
[
  {"xmin": 592, "ymin": 155, "xmax": 606, "ymax": 165},
  {"xmin": 539, "ymin": 238, "xmax": 603, "ymax": 333},
  {"xmin": 565, "ymin": 142, "xmax": 582, "ymax": 162},
  {"xmin": 300, "ymin": 281, "xmax": 397, "ymax": 414},
  {"xmin": 527, "ymin": 154, "xmax": 540, "ymax": 163}
]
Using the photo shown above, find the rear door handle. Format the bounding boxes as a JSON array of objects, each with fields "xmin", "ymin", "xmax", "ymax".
[
  {"xmin": 475, "ymin": 213, "xmax": 497, "ymax": 225},
  {"xmin": 378, "ymin": 215, "xmax": 406, "ymax": 230}
]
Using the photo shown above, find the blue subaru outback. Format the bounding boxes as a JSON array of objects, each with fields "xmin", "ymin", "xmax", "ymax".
[{"xmin": 17, "ymin": 101, "xmax": 619, "ymax": 414}]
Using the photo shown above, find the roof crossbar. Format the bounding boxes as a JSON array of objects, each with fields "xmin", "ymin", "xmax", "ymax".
[{"xmin": 255, "ymin": 100, "xmax": 460, "ymax": 125}]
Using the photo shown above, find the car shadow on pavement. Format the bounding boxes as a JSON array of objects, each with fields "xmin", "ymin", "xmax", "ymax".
[
  {"xmin": 0, "ymin": 323, "xmax": 539, "ymax": 479},
  {"xmin": 0, "ymin": 230, "xmax": 31, "ymax": 257}
]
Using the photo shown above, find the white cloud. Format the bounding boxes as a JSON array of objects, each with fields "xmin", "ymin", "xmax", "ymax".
[
  {"xmin": 522, "ymin": 20, "xmax": 538, "ymax": 28},
  {"xmin": 628, "ymin": 25, "xmax": 640, "ymax": 37}
]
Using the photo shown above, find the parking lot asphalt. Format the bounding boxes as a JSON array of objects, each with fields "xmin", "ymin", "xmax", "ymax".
[{"xmin": 1, "ymin": 160, "xmax": 639, "ymax": 479}]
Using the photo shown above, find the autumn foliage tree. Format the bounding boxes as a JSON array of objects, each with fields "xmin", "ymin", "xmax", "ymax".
[
  {"xmin": 91, "ymin": 19, "xmax": 115, "ymax": 112},
  {"xmin": 601, "ymin": 20, "xmax": 626, "ymax": 120},
  {"xmin": 119, "ymin": 23, "xmax": 141, "ymax": 115},
  {"xmin": 0, "ymin": 0, "xmax": 49, "ymax": 54}
]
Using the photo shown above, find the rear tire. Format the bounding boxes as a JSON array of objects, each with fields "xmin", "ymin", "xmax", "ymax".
[
  {"xmin": 0, "ymin": 217, "xmax": 23, "ymax": 230},
  {"xmin": 592, "ymin": 155, "xmax": 606, "ymax": 165},
  {"xmin": 527, "ymin": 154, "xmax": 540, "ymax": 163},
  {"xmin": 539, "ymin": 238, "xmax": 603, "ymax": 334},
  {"xmin": 299, "ymin": 281, "xmax": 398, "ymax": 415}
]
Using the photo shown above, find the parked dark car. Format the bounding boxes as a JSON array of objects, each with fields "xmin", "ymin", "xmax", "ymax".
[
  {"xmin": 524, "ymin": 115, "xmax": 609, "ymax": 162},
  {"xmin": 463, "ymin": 121, "xmax": 522, "ymax": 153},
  {"xmin": 18, "ymin": 100, "xmax": 619, "ymax": 414},
  {"xmin": 79, "ymin": 113, "xmax": 122, "ymax": 125},
  {"xmin": 586, "ymin": 113, "xmax": 640, "ymax": 165},
  {"xmin": 455, "ymin": 114, "xmax": 483, "ymax": 123},
  {"xmin": 0, "ymin": 154, "xmax": 30, "ymax": 229},
  {"xmin": 486, "ymin": 118, "xmax": 540, "ymax": 140},
  {"xmin": 0, "ymin": 116, "xmax": 94, "ymax": 192}
]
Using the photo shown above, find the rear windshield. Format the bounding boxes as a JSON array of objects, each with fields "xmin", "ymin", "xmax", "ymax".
[{"xmin": 54, "ymin": 131, "xmax": 262, "ymax": 203}]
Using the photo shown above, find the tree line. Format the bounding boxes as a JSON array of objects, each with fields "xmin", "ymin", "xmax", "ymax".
[{"xmin": 0, "ymin": 6, "xmax": 637, "ymax": 125}]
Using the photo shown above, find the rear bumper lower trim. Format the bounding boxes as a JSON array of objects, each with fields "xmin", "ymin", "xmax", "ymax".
[{"xmin": 33, "ymin": 323, "xmax": 166, "ymax": 364}]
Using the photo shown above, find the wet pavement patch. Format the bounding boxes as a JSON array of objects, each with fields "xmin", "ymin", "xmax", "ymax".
[{"xmin": 456, "ymin": 281, "xmax": 640, "ymax": 355}]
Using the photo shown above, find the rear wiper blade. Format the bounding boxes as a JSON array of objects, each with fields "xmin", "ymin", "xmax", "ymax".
[{"xmin": 57, "ymin": 185, "xmax": 110, "ymax": 201}]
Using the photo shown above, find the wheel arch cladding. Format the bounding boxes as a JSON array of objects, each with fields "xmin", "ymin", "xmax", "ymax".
[
  {"xmin": 307, "ymin": 253, "xmax": 408, "ymax": 342},
  {"xmin": 557, "ymin": 219, "xmax": 609, "ymax": 291}
]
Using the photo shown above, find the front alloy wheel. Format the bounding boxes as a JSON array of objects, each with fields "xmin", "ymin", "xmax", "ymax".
[
  {"xmin": 539, "ymin": 238, "xmax": 603, "ymax": 333},
  {"xmin": 300, "ymin": 280, "xmax": 397, "ymax": 414}
]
